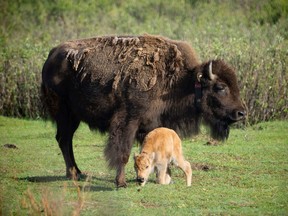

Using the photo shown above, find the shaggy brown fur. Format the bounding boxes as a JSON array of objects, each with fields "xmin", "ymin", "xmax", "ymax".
[{"xmin": 41, "ymin": 34, "xmax": 245, "ymax": 187}]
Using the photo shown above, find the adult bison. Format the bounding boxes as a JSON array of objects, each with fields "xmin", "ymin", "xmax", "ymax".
[{"xmin": 41, "ymin": 34, "xmax": 245, "ymax": 187}]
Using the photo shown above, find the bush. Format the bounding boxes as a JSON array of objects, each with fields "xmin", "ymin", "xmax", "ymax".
[{"xmin": 0, "ymin": 0, "xmax": 287, "ymax": 123}]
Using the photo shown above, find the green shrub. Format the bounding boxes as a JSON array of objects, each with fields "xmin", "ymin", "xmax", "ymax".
[{"xmin": 0, "ymin": 0, "xmax": 287, "ymax": 124}]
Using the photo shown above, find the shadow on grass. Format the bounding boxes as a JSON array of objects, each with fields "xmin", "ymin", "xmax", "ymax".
[
  {"xmin": 18, "ymin": 176, "xmax": 68, "ymax": 182},
  {"xmin": 17, "ymin": 175, "xmax": 114, "ymax": 191},
  {"xmin": 17, "ymin": 175, "xmax": 137, "ymax": 191}
]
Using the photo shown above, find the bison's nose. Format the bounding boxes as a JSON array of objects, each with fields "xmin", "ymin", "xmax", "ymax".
[
  {"xmin": 229, "ymin": 110, "xmax": 246, "ymax": 122},
  {"xmin": 137, "ymin": 177, "xmax": 145, "ymax": 183},
  {"xmin": 236, "ymin": 110, "xmax": 246, "ymax": 120}
]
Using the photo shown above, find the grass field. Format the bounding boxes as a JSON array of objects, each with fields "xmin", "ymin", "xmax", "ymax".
[{"xmin": 0, "ymin": 116, "xmax": 287, "ymax": 215}]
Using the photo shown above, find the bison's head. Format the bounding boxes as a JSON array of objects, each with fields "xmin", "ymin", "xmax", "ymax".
[
  {"xmin": 195, "ymin": 60, "xmax": 246, "ymax": 140},
  {"xmin": 134, "ymin": 153, "xmax": 154, "ymax": 186}
]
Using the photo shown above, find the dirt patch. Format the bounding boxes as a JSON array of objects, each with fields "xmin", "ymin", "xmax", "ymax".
[
  {"xmin": 191, "ymin": 163, "xmax": 214, "ymax": 171},
  {"xmin": 204, "ymin": 139, "xmax": 220, "ymax": 146},
  {"xmin": 139, "ymin": 200, "xmax": 162, "ymax": 208},
  {"xmin": 3, "ymin": 143, "xmax": 18, "ymax": 149}
]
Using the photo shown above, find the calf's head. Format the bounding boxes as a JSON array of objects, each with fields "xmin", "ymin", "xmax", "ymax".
[
  {"xmin": 195, "ymin": 60, "xmax": 246, "ymax": 140},
  {"xmin": 134, "ymin": 153, "xmax": 154, "ymax": 186}
]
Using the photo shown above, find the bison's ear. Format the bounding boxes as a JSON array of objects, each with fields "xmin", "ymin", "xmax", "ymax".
[
  {"xmin": 199, "ymin": 61, "xmax": 217, "ymax": 84},
  {"xmin": 197, "ymin": 73, "xmax": 202, "ymax": 83}
]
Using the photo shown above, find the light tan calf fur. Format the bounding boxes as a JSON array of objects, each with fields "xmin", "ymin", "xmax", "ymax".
[{"xmin": 134, "ymin": 127, "xmax": 192, "ymax": 186}]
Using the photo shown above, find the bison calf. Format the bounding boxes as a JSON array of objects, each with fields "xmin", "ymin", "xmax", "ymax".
[{"xmin": 134, "ymin": 127, "xmax": 192, "ymax": 186}]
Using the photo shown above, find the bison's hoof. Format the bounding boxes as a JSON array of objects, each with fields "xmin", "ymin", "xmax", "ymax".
[
  {"xmin": 66, "ymin": 171, "xmax": 82, "ymax": 181},
  {"xmin": 116, "ymin": 181, "xmax": 127, "ymax": 188}
]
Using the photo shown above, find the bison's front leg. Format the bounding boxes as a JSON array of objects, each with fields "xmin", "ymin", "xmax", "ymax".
[
  {"xmin": 115, "ymin": 162, "xmax": 127, "ymax": 187},
  {"xmin": 105, "ymin": 113, "xmax": 139, "ymax": 187}
]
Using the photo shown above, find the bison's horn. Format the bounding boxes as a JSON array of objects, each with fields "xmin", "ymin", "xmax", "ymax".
[{"xmin": 208, "ymin": 61, "xmax": 217, "ymax": 81}]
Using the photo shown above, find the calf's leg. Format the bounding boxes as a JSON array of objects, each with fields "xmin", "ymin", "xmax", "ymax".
[
  {"xmin": 177, "ymin": 158, "xmax": 192, "ymax": 186},
  {"xmin": 156, "ymin": 163, "xmax": 169, "ymax": 184},
  {"xmin": 165, "ymin": 173, "xmax": 172, "ymax": 184}
]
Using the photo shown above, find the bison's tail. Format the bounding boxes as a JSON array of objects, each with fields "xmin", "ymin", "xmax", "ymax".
[
  {"xmin": 40, "ymin": 83, "xmax": 60, "ymax": 121},
  {"xmin": 40, "ymin": 83, "xmax": 48, "ymax": 120}
]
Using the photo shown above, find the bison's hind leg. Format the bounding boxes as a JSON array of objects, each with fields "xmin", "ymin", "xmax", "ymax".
[
  {"xmin": 42, "ymin": 86, "xmax": 81, "ymax": 179},
  {"xmin": 55, "ymin": 102, "xmax": 81, "ymax": 179}
]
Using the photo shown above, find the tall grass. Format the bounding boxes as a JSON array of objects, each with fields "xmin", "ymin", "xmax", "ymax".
[
  {"xmin": 0, "ymin": 0, "xmax": 287, "ymax": 123},
  {"xmin": 20, "ymin": 176, "xmax": 91, "ymax": 216}
]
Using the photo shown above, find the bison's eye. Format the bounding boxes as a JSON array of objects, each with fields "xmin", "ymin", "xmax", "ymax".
[{"xmin": 214, "ymin": 84, "xmax": 226, "ymax": 94}]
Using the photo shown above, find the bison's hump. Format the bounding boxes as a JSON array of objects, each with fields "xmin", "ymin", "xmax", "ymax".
[{"xmin": 65, "ymin": 35, "xmax": 186, "ymax": 91}]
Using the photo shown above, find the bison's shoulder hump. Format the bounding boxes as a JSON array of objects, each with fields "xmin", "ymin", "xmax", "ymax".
[{"xmin": 53, "ymin": 35, "xmax": 193, "ymax": 91}]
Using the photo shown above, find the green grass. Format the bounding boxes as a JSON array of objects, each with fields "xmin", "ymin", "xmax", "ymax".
[{"xmin": 1, "ymin": 116, "xmax": 287, "ymax": 215}]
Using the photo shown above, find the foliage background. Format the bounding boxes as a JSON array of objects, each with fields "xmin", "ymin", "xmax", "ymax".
[{"xmin": 0, "ymin": 0, "xmax": 287, "ymax": 124}]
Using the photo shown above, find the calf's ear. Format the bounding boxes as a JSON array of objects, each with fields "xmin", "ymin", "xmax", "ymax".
[
  {"xmin": 134, "ymin": 153, "xmax": 139, "ymax": 159},
  {"xmin": 149, "ymin": 152, "xmax": 155, "ymax": 161}
]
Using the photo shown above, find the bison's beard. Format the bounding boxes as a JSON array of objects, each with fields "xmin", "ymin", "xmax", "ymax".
[
  {"xmin": 204, "ymin": 118, "xmax": 230, "ymax": 141},
  {"xmin": 211, "ymin": 120, "xmax": 230, "ymax": 140}
]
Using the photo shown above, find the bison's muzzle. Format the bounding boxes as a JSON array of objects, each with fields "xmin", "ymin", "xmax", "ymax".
[{"xmin": 229, "ymin": 110, "xmax": 246, "ymax": 122}]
